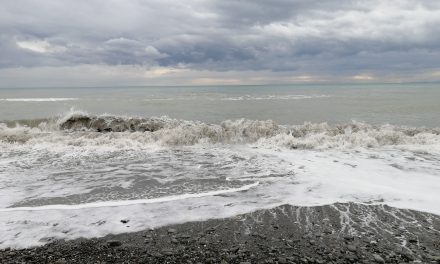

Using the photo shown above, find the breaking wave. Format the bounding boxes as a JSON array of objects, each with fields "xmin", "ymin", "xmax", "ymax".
[{"xmin": 1, "ymin": 111, "xmax": 440, "ymax": 150}]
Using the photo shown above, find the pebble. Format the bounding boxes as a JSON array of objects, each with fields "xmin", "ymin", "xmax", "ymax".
[
  {"xmin": 347, "ymin": 245, "xmax": 357, "ymax": 252},
  {"xmin": 107, "ymin": 240, "xmax": 122, "ymax": 247},
  {"xmin": 167, "ymin": 228, "xmax": 177, "ymax": 234},
  {"xmin": 373, "ymin": 253, "xmax": 385, "ymax": 263},
  {"xmin": 277, "ymin": 257, "xmax": 287, "ymax": 263}
]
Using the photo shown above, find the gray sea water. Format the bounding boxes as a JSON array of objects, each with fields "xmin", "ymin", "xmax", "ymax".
[
  {"xmin": 1, "ymin": 83, "xmax": 440, "ymax": 249},
  {"xmin": 1, "ymin": 83, "xmax": 440, "ymax": 126}
]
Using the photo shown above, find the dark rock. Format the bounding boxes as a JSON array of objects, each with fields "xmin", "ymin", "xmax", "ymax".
[
  {"xmin": 120, "ymin": 219, "xmax": 129, "ymax": 224},
  {"xmin": 107, "ymin": 240, "xmax": 122, "ymax": 247},
  {"xmin": 343, "ymin": 235, "xmax": 354, "ymax": 241},
  {"xmin": 408, "ymin": 238, "xmax": 418, "ymax": 243}
]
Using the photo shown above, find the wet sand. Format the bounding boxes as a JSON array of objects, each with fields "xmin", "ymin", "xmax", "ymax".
[{"xmin": 1, "ymin": 203, "xmax": 439, "ymax": 263}]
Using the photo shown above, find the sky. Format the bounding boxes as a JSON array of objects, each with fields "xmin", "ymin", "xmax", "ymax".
[{"xmin": 1, "ymin": 0, "xmax": 440, "ymax": 87}]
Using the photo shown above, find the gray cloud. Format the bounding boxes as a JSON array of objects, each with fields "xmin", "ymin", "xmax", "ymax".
[{"xmin": 1, "ymin": 0, "xmax": 440, "ymax": 85}]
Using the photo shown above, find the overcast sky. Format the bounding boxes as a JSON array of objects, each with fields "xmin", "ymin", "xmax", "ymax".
[{"xmin": 1, "ymin": 0, "xmax": 440, "ymax": 87}]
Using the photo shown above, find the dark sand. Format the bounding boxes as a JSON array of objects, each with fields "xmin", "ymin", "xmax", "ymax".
[{"xmin": 1, "ymin": 203, "xmax": 439, "ymax": 263}]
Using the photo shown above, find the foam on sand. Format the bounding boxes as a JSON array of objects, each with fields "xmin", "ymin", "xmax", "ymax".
[
  {"xmin": 1, "ymin": 113, "xmax": 440, "ymax": 249},
  {"xmin": 0, "ymin": 182, "xmax": 259, "ymax": 212}
]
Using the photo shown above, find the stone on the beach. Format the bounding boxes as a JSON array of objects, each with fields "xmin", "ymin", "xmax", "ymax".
[
  {"xmin": 277, "ymin": 257, "xmax": 287, "ymax": 263},
  {"xmin": 373, "ymin": 253, "xmax": 385, "ymax": 263},
  {"xmin": 162, "ymin": 249, "xmax": 174, "ymax": 256},
  {"xmin": 54, "ymin": 259, "xmax": 67, "ymax": 264},
  {"xmin": 107, "ymin": 240, "xmax": 122, "ymax": 247},
  {"xmin": 346, "ymin": 245, "xmax": 357, "ymax": 251}
]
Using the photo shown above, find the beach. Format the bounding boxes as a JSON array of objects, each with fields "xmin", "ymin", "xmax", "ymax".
[
  {"xmin": 1, "ymin": 85, "xmax": 440, "ymax": 262},
  {"xmin": 2, "ymin": 203, "xmax": 440, "ymax": 263}
]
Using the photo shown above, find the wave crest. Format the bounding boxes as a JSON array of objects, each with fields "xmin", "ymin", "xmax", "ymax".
[{"xmin": 1, "ymin": 112, "xmax": 440, "ymax": 149}]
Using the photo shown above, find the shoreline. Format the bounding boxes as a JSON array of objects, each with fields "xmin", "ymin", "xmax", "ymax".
[{"xmin": 1, "ymin": 202, "xmax": 439, "ymax": 263}]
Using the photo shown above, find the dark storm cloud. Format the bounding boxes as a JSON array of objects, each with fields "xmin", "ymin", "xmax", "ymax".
[{"xmin": 1, "ymin": 0, "xmax": 440, "ymax": 77}]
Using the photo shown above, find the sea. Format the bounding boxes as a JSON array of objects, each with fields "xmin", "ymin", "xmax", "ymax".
[{"xmin": 1, "ymin": 83, "xmax": 440, "ymax": 248}]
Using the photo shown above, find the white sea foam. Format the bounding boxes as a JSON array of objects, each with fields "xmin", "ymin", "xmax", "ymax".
[
  {"xmin": 1, "ymin": 113, "xmax": 440, "ymax": 151},
  {"xmin": 0, "ymin": 182, "xmax": 259, "ymax": 212},
  {"xmin": 1, "ymin": 145, "xmax": 439, "ymax": 249},
  {"xmin": 220, "ymin": 94, "xmax": 330, "ymax": 101},
  {"xmin": 1, "ymin": 113, "xmax": 440, "ymax": 249},
  {"xmin": 141, "ymin": 94, "xmax": 331, "ymax": 102},
  {"xmin": 0, "ymin": 98, "xmax": 78, "ymax": 102}
]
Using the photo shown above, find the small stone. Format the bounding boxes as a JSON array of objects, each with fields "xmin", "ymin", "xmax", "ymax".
[
  {"xmin": 347, "ymin": 245, "xmax": 357, "ymax": 252},
  {"xmin": 205, "ymin": 227, "xmax": 216, "ymax": 233},
  {"xmin": 167, "ymin": 228, "xmax": 177, "ymax": 234},
  {"xmin": 54, "ymin": 259, "xmax": 67, "ymax": 264},
  {"xmin": 343, "ymin": 235, "xmax": 354, "ymax": 241},
  {"xmin": 427, "ymin": 255, "xmax": 440, "ymax": 261},
  {"xmin": 408, "ymin": 238, "xmax": 417, "ymax": 243},
  {"xmin": 171, "ymin": 238, "xmax": 179, "ymax": 244},
  {"xmin": 107, "ymin": 240, "xmax": 122, "ymax": 247},
  {"xmin": 120, "ymin": 219, "xmax": 129, "ymax": 224},
  {"xmin": 150, "ymin": 252, "xmax": 163, "ymax": 258},
  {"xmin": 228, "ymin": 254, "xmax": 238, "ymax": 259},
  {"xmin": 163, "ymin": 250, "xmax": 174, "ymax": 256},
  {"xmin": 373, "ymin": 253, "xmax": 385, "ymax": 263},
  {"xmin": 277, "ymin": 257, "xmax": 287, "ymax": 264}
]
